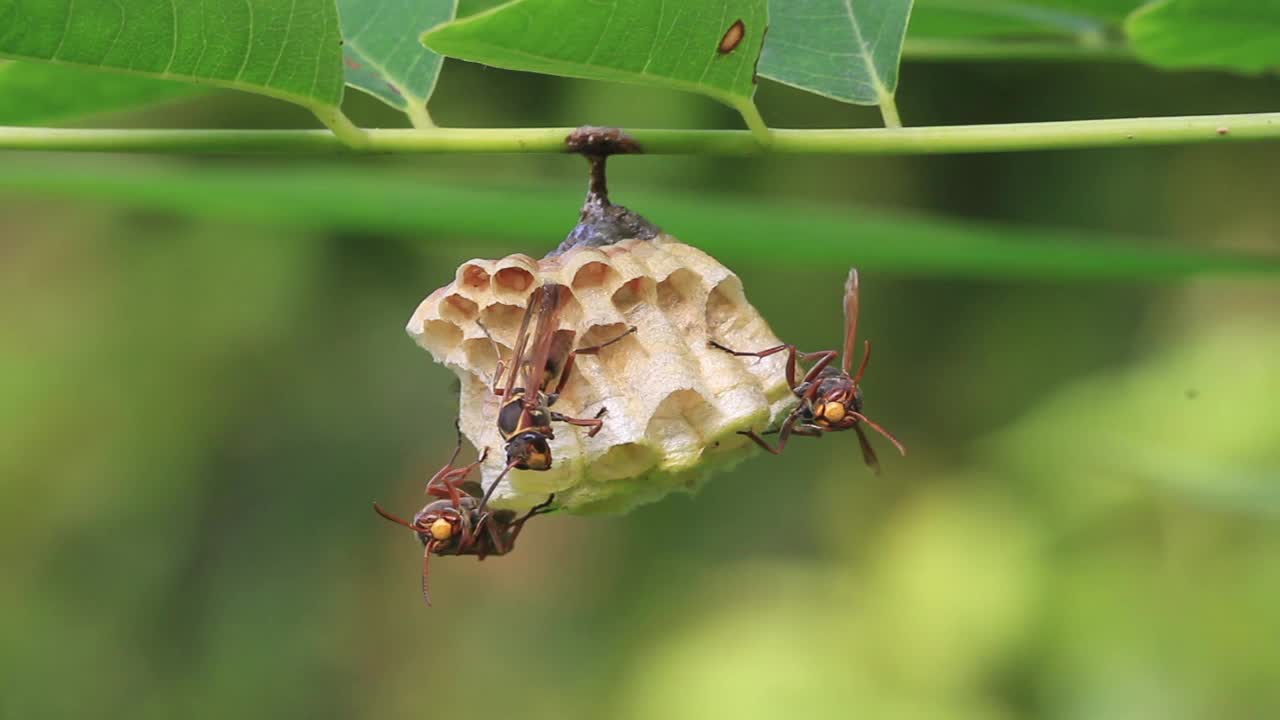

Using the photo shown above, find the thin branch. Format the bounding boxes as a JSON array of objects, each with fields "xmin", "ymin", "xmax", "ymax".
[{"xmin": 0, "ymin": 112, "xmax": 1277, "ymax": 155}]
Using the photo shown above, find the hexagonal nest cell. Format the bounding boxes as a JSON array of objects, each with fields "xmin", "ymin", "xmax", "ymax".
[{"xmin": 406, "ymin": 235, "xmax": 795, "ymax": 514}]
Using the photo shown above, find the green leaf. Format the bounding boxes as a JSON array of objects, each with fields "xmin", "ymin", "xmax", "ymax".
[
  {"xmin": 0, "ymin": 0, "xmax": 355, "ymax": 136},
  {"xmin": 422, "ymin": 0, "xmax": 769, "ymax": 136},
  {"xmin": 3, "ymin": 159, "xmax": 1278, "ymax": 282},
  {"xmin": 910, "ymin": 3, "xmax": 1086, "ymax": 39},
  {"xmin": 758, "ymin": 0, "xmax": 914, "ymax": 113},
  {"xmin": 1126, "ymin": 0, "xmax": 1280, "ymax": 74},
  {"xmin": 903, "ymin": 1, "xmax": 1141, "ymax": 62},
  {"xmin": 0, "ymin": 60, "xmax": 200, "ymax": 125},
  {"xmin": 1040, "ymin": 0, "xmax": 1144, "ymax": 21},
  {"xmin": 337, "ymin": 0, "xmax": 456, "ymax": 127},
  {"xmin": 910, "ymin": 0, "xmax": 1141, "ymax": 38}
]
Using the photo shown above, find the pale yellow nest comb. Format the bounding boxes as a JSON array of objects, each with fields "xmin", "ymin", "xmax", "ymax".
[{"xmin": 406, "ymin": 234, "xmax": 795, "ymax": 514}]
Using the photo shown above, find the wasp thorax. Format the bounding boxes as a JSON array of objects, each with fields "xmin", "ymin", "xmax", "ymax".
[{"xmin": 407, "ymin": 236, "xmax": 796, "ymax": 515}]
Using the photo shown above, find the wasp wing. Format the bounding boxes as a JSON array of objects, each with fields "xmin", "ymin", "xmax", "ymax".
[
  {"xmin": 502, "ymin": 285, "xmax": 543, "ymax": 401},
  {"xmin": 521, "ymin": 284, "xmax": 565, "ymax": 406},
  {"xmin": 854, "ymin": 424, "xmax": 881, "ymax": 475},
  {"xmin": 842, "ymin": 268, "xmax": 860, "ymax": 375}
]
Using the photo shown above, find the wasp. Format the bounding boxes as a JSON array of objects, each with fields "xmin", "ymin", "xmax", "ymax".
[
  {"xmin": 373, "ymin": 492, "xmax": 555, "ymax": 606},
  {"xmin": 486, "ymin": 283, "xmax": 635, "ymax": 481},
  {"xmin": 373, "ymin": 423, "xmax": 555, "ymax": 605},
  {"xmin": 710, "ymin": 268, "xmax": 905, "ymax": 472}
]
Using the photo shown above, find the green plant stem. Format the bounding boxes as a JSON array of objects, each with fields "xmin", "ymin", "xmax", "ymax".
[
  {"xmin": 1, "ymin": 112, "xmax": 1277, "ymax": 155},
  {"xmin": 878, "ymin": 95, "xmax": 903, "ymax": 129},
  {"xmin": 406, "ymin": 104, "xmax": 435, "ymax": 130},
  {"xmin": 735, "ymin": 100, "xmax": 773, "ymax": 146},
  {"xmin": 308, "ymin": 105, "xmax": 370, "ymax": 148}
]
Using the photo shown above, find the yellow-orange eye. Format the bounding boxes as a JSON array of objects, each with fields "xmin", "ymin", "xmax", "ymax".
[
  {"xmin": 822, "ymin": 403, "xmax": 846, "ymax": 422},
  {"xmin": 429, "ymin": 518, "xmax": 453, "ymax": 541}
]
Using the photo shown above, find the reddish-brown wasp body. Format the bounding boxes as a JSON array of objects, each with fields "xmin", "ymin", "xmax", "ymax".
[
  {"xmin": 487, "ymin": 283, "xmax": 634, "ymax": 483},
  {"xmin": 710, "ymin": 268, "xmax": 905, "ymax": 472},
  {"xmin": 373, "ymin": 492, "xmax": 555, "ymax": 606},
  {"xmin": 373, "ymin": 423, "xmax": 555, "ymax": 604}
]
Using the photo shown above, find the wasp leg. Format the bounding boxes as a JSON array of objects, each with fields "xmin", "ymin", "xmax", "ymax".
[
  {"xmin": 788, "ymin": 424, "xmax": 824, "ymax": 438},
  {"xmin": 739, "ymin": 412, "xmax": 800, "ymax": 455},
  {"xmin": 709, "ymin": 341, "xmax": 836, "ymax": 394},
  {"xmin": 551, "ymin": 410, "xmax": 605, "ymax": 438},
  {"xmin": 795, "ymin": 351, "xmax": 839, "ymax": 402},
  {"xmin": 739, "ymin": 429, "xmax": 781, "ymax": 454},
  {"xmin": 506, "ymin": 494, "xmax": 556, "ymax": 549},
  {"xmin": 477, "ymin": 319, "xmax": 509, "ymax": 396},
  {"xmin": 469, "ymin": 512, "xmax": 503, "ymax": 561},
  {"xmin": 709, "ymin": 341, "xmax": 799, "ymax": 388},
  {"xmin": 427, "ymin": 466, "xmax": 467, "ymax": 510},
  {"xmin": 455, "ymin": 511, "xmax": 486, "ymax": 555},
  {"xmin": 745, "ymin": 414, "xmax": 824, "ymax": 454},
  {"xmin": 552, "ymin": 326, "xmax": 637, "ymax": 397},
  {"xmin": 490, "ymin": 360, "xmax": 508, "ymax": 396}
]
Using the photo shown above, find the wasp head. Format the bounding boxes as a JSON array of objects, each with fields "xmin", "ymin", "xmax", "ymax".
[
  {"xmin": 813, "ymin": 382, "xmax": 864, "ymax": 430},
  {"xmin": 506, "ymin": 431, "xmax": 552, "ymax": 471},
  {"xmin": 409, "ymin": 499, "xmax": 475, "ymax": 552}
]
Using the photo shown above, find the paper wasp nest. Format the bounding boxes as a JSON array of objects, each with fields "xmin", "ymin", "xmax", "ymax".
[{"xmin": 406, "ymin": 235, "xmax": 795, "ymax": 514}]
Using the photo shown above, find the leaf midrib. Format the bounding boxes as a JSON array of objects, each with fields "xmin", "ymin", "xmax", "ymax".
[{"xmin": 842, "ymin": 0, "xmax": 893, "ymax": 102}]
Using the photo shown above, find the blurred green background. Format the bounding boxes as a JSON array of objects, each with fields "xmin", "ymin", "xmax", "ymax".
[{"xmin": 4, "ymin": 34, "xmax": 1280, "ymax": 720}]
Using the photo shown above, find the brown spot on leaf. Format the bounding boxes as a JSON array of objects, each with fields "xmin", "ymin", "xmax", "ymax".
[
  {"xmin": 343, "ymin": 57, "xmax": 362, "ymax": 70},
  {"xmin": 718, "ymin": 19, "xmax": 745, "ymax": 54},
  {"xmin": 1216, "ymin": 126, "xmax": 1229, "ymax": 135},
  {"xmin": 386, "ymin": 82, "xmax": 403, "ymax": 97}
]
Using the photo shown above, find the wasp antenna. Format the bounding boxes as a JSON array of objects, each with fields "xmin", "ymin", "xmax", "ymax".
[
  {"xmin": 853, "ymin": 339, "xmax": 872, "ymax": 386},
  {"xmin": 421, "ymin": 543, "xmax": 436, "ymax": 606},
  {"xmin": 479, "ymin": 459, "xmax": 521, "ymax": 513},
  {"xmin": 373, "ymin": 502, "xmax": 416, "ymax": 530},
  {"xmin": 850, "ymin": 412, "xmax": 906, "ymax": 456}
]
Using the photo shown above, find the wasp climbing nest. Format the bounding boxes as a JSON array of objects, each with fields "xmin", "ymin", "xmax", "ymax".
[{"xmin": 407, "ymin": 236, "xmax": 794, "ymax": 514}]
